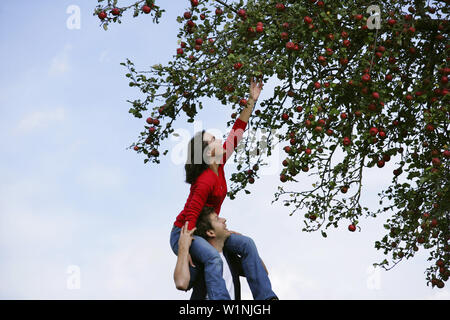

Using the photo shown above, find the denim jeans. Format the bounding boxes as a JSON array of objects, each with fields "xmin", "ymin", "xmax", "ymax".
[
  {"xmin": 170, "ymin": 225, "xmax": 231, "ymax": 300},
  {"xmin": 224, "ymin": 233, "xmax": 278, "ymax": 300},
  {"xmin": 170, "ymin": 225, "xmax": 278, "ymax": 300}
]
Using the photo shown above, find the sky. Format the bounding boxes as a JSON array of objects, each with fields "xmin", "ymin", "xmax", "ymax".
[{"xmin": 0, "ymin": 1, "xmax": 448, "ymax": 300}]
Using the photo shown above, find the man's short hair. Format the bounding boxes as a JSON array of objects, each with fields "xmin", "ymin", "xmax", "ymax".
[{"xmin": 194, "ymin": 206, "xmax": 215, "ymax": 239}]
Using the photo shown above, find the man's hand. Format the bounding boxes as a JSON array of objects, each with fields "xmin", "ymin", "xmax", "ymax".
[
  {"xmin": 178, "ymin": 222, "xmax": 196, "ymax": 267},
  {"xmin": 174, "ymin": 222, "xmax": 197, "ymax": 290}
]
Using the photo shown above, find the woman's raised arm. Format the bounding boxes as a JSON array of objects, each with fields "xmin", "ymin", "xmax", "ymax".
[{"xmin": 238, "ymin": 77, "xmax": 264, "ymax": 123}]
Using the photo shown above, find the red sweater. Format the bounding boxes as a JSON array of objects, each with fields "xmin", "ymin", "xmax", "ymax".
[{"xmin": 174, "ymin": 118, "xmax": 248, "ymax": 230}]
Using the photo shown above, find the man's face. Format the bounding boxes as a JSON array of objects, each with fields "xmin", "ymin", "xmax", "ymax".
[{"xmin": 207, "ymin": 212, "xmax": 231, "ymax": 240}]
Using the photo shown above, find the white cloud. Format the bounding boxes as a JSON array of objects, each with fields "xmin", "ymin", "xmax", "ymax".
[
  {"xmin": 76, "ymin": 165, "xmax": 125, "ymax": 192},
  {"xmin": 425, "ymin": 289, "xmax": 450, "ymax": 300},
  {"xmin": 48, "ymin": 43, "xmax": 72, "ymax": 76},
  {"xmin": 99, "ymin": 50, "xmax": 111, "ymax": 64},
  {"xmin": 14, "ymin": 106, "xmax": 65, "ymax": 134}
]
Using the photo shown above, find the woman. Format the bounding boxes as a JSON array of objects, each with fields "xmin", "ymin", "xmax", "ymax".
[{"xmin": 169, "ymin": 78, "xmax": 278, "ymax": 300}]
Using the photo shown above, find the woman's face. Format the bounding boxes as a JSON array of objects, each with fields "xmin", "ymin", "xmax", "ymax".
[{"xmin": 203, "ymin": 132, "xmax": 224, "ymax": 163}]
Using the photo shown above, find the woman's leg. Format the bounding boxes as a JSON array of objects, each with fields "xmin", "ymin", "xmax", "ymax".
[
  {"xmin": 189, "ymin": 234, "xmax": 231, "ymax": 300},
  {"xmin": 170, "ymin": 225, "xmax": 231, "ymax": 300},
  {"xmin": 224, "ymin": 233, "xmax": 278, "ymax": 300}
]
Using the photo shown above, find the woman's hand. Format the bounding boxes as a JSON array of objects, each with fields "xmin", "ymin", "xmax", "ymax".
[
  {"xmin": 178, "ymin": 222, "xmax": 197, "ymax": 267},
  {"xmin": 249, "ymin": 77, "xmax": 264, "ymax": 101}
]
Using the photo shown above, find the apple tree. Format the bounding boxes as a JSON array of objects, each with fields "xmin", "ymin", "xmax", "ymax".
[{"xmin": 93, "ymin": 0, "xmax": 449, "ymax": 289}]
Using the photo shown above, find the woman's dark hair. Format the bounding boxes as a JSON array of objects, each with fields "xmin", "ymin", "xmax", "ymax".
[
  {"xmin": 185, "ymin": 130, "xmax": 210, "ymax": 184},
  {"xmin": 194, "ymin": 206, "xmax": 215, "ymax": 239}
]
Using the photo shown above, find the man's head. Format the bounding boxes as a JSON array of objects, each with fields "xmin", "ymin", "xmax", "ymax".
[{"xmin": 194, "ymin": 206, "xmax": 230, "ymax": 242}]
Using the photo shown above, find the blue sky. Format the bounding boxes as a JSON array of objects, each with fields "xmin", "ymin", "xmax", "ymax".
[{"xmin": 0, "ymin": 1, "xmax": 448, "ymax": 299}]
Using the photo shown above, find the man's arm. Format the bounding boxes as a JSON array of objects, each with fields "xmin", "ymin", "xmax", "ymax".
[{"xmin": 174, "ymin": 222, "xmax": 196, "ymax": 291}]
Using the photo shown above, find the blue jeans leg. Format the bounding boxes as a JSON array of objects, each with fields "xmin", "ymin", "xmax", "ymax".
[
  {"xmin": 224, "ymin": 233, "xmax": 277, "ymax": 300},
  {"xmin": 170, "ymin": 226, "xmax": 231, "ymax": 300}
]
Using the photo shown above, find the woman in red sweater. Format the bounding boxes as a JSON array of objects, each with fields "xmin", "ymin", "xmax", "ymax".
[{"xmin": 169, "ymin": 78, "xmax": 278, "ymax": 300}]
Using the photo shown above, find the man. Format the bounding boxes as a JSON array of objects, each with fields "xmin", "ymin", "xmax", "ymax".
[{"xmin": 173, "ymin": 206, "xmax": 277, "ymax": 300}]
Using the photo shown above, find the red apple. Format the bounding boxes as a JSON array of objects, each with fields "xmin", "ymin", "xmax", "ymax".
[
  {"xmin": 286, "ymin": 41, "xmax": 295, "ymax": 50},
  {"xmin": 142, "ymin": 5, "xmax": 151, "ymax": 14},
  {"xmin": 237, "ymin": 9, "xmax": 246, "ymax": 17},
  {"xmin": 362, "ymin": 74, "xmax": 371, "ymax": 82},
  {"xmin": 276, "ymin": 3, "xmax": 285, "ymax": 11},
  {"xmin": 369, "ymin": 127, "xmax": 378, "ymax": 136},
  {"xmin": 343, "ymin": 137, "xmax": 351, "ymax": 146},
  {"xmin": 348, "ymin": 224, "xmax": 356, "ymax": 232},
  {"xmin": 304, "ymin": 16, "xmax": 313, "ymax": 24},
  {"xmin": 387, "ymin": 19, "xmax": 397, "ymax": 26},
  {"xmin": 98, "ymin": 11, "xmax": 107, "ymax": 20},
  {"xmin": 432, "ymin": 158, "xmax": 441, "ymax": 166}
]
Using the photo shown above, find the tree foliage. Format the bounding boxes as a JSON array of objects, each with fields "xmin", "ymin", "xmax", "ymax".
[{"xmin": 94, "ymin": 0, "xmax": 449, "ymax": 289}]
